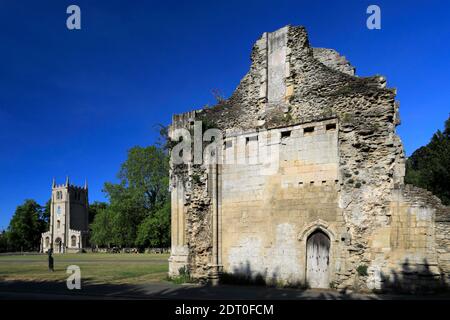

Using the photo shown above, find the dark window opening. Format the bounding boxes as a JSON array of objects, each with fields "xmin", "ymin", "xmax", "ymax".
[
  {"xmin": 246, "ymin": 136, "xmax": 258, "ymax": 144},
  {"xmin": 281, "ymin": 130, "xmax": 291, "ymax": 138},
  {"xmin": 304, "ymin": 126, "xmax": 314, "ymax": 134},
  {"xmin": 326, "ymin": 123, "xmax": 336, "ymax": 131}
]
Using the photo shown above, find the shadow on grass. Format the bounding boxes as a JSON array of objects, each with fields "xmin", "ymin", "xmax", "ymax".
[
  {"xmin": 1, "ymin": 258, "xmax": 449, "ymax": 300},
  {"xmin": 0, "ymin": 277, "xmax": 156, "ymax": 299},
  {"xmin": 0, "ymin": 277, "xmax": 374, "ymax": 300},
  {"xmin": 2, "ymin": 277, "xmax": 450, "ymax": 300}
]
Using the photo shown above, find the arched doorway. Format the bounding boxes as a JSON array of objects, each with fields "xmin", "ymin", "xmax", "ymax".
[
  {"xmin": 306, "ymin": 230, "xmax": 330, "ymax": 288},
  {"xmin": 54, "ymin": 238, "xmax": 62, "ymax": 253}
]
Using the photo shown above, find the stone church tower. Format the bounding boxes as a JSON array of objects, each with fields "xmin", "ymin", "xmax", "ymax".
[
  {"xmin": 41, "ymin": 177, "xmax": 89, "ymax": 253},
  {"xmin": 168, "ymin": 25, "xmax": 450, "ymax": 292}
]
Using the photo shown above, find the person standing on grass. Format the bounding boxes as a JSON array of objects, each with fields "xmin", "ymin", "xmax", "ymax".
[{"xmin": 48, "ymin": 248, "xmax": 54, "ymax": 272}]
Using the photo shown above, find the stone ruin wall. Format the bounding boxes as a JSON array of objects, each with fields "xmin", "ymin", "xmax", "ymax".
[
  {"xmin": 169, "ymin": 25, "xmax": 450, "ymax": 291},
  {"xmin": 168, "ymin": 112, "xmax": 214, "ymax": 279},
  {"xmin": 312, "ymin": 48, "xmax": 355, "ymax": 76},
  {"xmin": 219, "ymin": 119, "xmax": 343, "ymax": 286}
]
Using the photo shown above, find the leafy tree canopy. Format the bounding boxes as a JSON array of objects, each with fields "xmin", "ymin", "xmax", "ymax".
[
  {"xmin": 88, "ymin": 201, "xmax": 108, "ymax": 225},
  {"xmin": 6, "ymin": 199, "xmax": 47, "ymax": 251},
  {"xmin": 90, "ymin": 206, "xmax": 116, "ymax": 247},
  {"xmin": 0, "ymin": 231, "xmax": 8, "ymax": 253},
  {"xmin": 405, "ymin": 114, "xmax": 450, "ymax": 205},
  {"xmin": 91, "ymin": 145, "xmax": 171, "ymax": 248}
]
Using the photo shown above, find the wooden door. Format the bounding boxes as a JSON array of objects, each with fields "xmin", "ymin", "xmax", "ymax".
[{"xmin": 306, "ymin": 231, "xmax": 330, "ymax": 288}]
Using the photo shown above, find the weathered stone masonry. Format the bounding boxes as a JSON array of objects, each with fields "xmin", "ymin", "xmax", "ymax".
[{"xmin": 168, "ymin": 25, "xmax": 450, "ymax": 291}]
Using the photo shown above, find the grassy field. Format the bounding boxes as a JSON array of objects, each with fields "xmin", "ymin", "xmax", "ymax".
[{"xmin": 0, "ymin": 253, "xmax": 170, "ymax": 284}]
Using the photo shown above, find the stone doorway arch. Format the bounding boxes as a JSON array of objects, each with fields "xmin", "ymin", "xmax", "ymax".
[
  {"xmin": 298, "ymin": 220, "xmax": 337, "ymax": 288},
  {"xmin": 306, "ymin": 230, "xmax": 330, "ymax": 288}
]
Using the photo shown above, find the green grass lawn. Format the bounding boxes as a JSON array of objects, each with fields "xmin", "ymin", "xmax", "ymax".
[{"xmin": 0, "ymin": 253, "xmax": 170, "ymax": 284}]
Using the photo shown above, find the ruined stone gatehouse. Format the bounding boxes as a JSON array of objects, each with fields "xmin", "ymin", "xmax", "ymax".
[{"xmin": 168, "ymin": 25, "xmax": 450, "ymax": 291}]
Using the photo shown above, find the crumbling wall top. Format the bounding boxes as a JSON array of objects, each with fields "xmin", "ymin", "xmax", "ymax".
[{"xmin": 172, "ymin": 25, "xmax": 396, "ymax": 132}]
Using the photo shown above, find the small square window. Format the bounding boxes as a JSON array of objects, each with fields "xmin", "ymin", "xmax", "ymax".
[
  {"xmin": 281, "ymin": 130, "xmax": 291, "ymax": 138},
  {"xmin": 326, "ymin": 123, "xmax": 336, "ymax": 131}
]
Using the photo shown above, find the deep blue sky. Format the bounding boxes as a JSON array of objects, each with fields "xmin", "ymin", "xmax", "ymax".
[{"xmin": 0, "ymin": 0, "xmax": 449, "ymax": 230}]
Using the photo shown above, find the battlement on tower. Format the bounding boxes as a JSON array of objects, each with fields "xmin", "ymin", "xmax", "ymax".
[{"xmin": 52, "ymin": 177, "xmax": 88, "ymax": 190}]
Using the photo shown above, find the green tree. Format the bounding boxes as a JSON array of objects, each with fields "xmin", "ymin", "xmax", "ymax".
[
  {"xmin": 103, "ymin": 184, "xmax": 147, "ymax": 247},
  {"xmin": 0, "ymin": 230, "xmax": 8, "ymax": 253},
  {"xmin": 42, "ymin": 199, "xmax": 51, "ymax": 230},
  {"xmin": 7, "ymin": 199, "xmax": 46, "ymax": 251},
  {"xmin": 90, "ymin": 207, "xmax": 117, "ymax": 247},
  {"xmin": 91, "ymin": 145, "xmax": 171, "ymax": 248},
  {"xmin": 88, "ymin": 201, "xmax": 108, "ymax": 225},
  {"xmin": 136, "ymin": 201, "xmax": 170, "ymax": 247},
  {"xmin": 118, "ymin": 145, "xmax": 169, "ymax": 210},
  {"xmin": 405, "ymin": 114, "xmax": 450, "ymax": 205}
]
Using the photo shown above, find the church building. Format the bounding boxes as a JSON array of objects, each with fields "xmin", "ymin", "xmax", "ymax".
[{"xmin": 41, "ymin": 177, "xmax": 89, "ymax": 253}]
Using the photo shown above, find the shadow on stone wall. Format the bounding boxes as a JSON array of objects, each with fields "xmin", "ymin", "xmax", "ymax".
[
  {"xmin": 379, "ymin": 258, "xmax": 448, "ymax": 294},
  {"xmin": 219, "ymin": 259, "xmax": 449, "ymax": 294},
  {"xmin": 219, "ymin": 260, "xmax": 309, "ymax": 289}
]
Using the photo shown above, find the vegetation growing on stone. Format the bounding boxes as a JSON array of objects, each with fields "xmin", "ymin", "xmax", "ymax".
[
  {"xmin": 356, "ymin": 265, "xmax": 368, "ymax": 277},
  {"xmin": 169, "ymin": 266, "xmax": 194, "ymax": 284}
]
